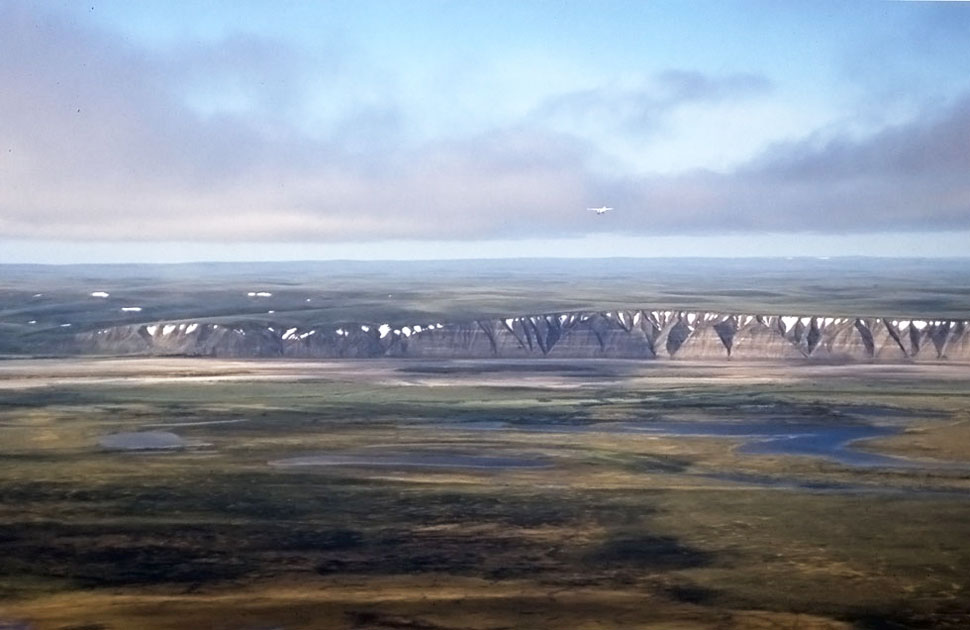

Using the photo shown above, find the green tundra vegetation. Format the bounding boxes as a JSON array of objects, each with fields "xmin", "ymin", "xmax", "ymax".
[{"xmin": 1, "ymin": 358, "xmax": 970, "ymax": 629}]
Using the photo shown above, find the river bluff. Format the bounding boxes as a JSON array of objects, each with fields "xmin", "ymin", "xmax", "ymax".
[{"xmin": 69, "ymin": 310, "xmax": 970, "ymax": 362}]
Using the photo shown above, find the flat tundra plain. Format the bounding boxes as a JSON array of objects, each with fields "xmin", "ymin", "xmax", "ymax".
[{"xmin": 2, "ymin": 357, "xmax": 970, "ymax": 630}]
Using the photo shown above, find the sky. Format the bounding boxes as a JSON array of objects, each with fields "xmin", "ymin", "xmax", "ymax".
[{"xmin": 2, "ymin": 1, "xmax": 970, "ymax": 263}]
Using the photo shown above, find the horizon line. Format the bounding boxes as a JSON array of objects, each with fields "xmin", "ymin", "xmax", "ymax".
[{"xmin": 3, "ymin": 255, "xmax": 970, "ymax": 268}]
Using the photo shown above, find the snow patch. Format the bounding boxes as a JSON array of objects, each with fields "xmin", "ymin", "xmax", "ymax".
[
  {"xmin": 90, "ymin": 291, "xmax": 110, "ymax": 298},
  {"xmin": 361, "ymin": 325, "xmax": 371, "ymax": 332},
  {"xmin": 121, "ymin": 307, "xmax": 142, "ymax": 312},
  {"xmin": 379, "ymin": 324, "xmax": 391, "ymax": 339},
  {"xmin": 60, "ymin": 323, "xmax": 72, "ymax": 327},
  {"xmin": 28, "ymin": 320, "xmax": 37, "ymax": 324},
  {"xmin": 146, "ymin": 325, "xmax": 158, "ymax": 336},
  {"xmin": 781, "ymin": 316, "xmax": 798, "ymax": 331},
  {"xmin": 185, "ymin": 323, "xmax": 199, "ymax": 334},
  {"xmin": 162, "ymin": 324, "xmax": 176, "ymax": 335},
  {"xmin": 282, "ymin": 327, "xmax": 298, "ymax": 340}
]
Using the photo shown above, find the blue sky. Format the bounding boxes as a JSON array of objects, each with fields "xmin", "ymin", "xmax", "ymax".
[{"xmin": 2, "ymin": 1, "xmax": 970, "ymax": 262}]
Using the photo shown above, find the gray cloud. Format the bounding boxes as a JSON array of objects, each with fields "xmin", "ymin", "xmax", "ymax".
[
  {"xmin": 749, "ymin": 97, "xmax": 970, "ymax": 179},
  {"xmin": 596, "ymin": 94, "xmax": 970, "ymax": 235},
  {"xmin": 1, "ymin": 3, "xmax": 968, "ymax": 244}
]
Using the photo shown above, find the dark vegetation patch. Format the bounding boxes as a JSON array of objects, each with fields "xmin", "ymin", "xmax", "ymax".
[
  {"xmin": 842, "ymin": 612, "xmax": 967, "ymax": 630},
  {"xmin": 0, "ymin": 475, "xmax": 677, "ymax": 589},
  {"xmin": 588, "ymin": 534, "xmax": 711, "ymax": 570},
  {"xmin": 845, "ymin": 604, "xmax": 970, "ymax": 630},
  {"xmin": 346, "ymin": 611, "xmax": 452, "ymax": 630},
  {"xmin": 310, "ymin": 526, "xmax": 566, "ymax": 579},
  {"xmin": 659, "ymin": 582, "xmax": 721, "ymax": 605},
  {"xmin": 616, "ymin": 454, "xmax": 691, "ymax": 474},
  {"xmin": 0, "ymin": 389, "xmax": 99, "ymax": 409},
  {"xmin": 267, "ymin": 528, "xmax": 364, "ymax": 552},
  {"xmin": 642, "ymin": 394, "xmax": 855, "ymax": 418},
  {"xmin": 632, "ymin": 392, "xmax": 944, "ymax": 425},
  {"xmin": 7, "ymin": 541, "xmax": 253, "ymax": 587}
]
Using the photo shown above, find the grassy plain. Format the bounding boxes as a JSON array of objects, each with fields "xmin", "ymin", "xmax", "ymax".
[{"xmin": 1, "ymin": 358, "xmax": 969, "ymax": 629}]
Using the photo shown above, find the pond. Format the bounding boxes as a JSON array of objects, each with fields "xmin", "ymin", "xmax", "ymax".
[
  {"xmin": 98, "ymin": 431, "xmax": 186, "ymax": 451},
  {"xmin": 624, "ymin": 421, "xmax": 906, "ymax": 468},
  {"xmin": 427, "ymin": 419, "xmax": 921, "ymax": 468}
]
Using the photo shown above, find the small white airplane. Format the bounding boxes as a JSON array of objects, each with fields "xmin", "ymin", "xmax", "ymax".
[{"xmin": 588, "ymin": 206, "xmax": 613, "ymax": 215}]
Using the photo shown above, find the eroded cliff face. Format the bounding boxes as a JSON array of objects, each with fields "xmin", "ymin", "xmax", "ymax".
[{"xmin": 67, "ymin": 309, "xmax": 970, "ymax": 362}]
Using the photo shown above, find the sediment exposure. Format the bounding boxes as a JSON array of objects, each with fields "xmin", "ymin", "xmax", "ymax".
[{"xmin": 68, "ymin": 310, "xmax": 970, "ymax": 362}]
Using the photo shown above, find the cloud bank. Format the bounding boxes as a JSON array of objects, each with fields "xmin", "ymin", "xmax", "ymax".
[{"xmin": 1, "ymin": 4, "xmax": 968, "ymax": 243}]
